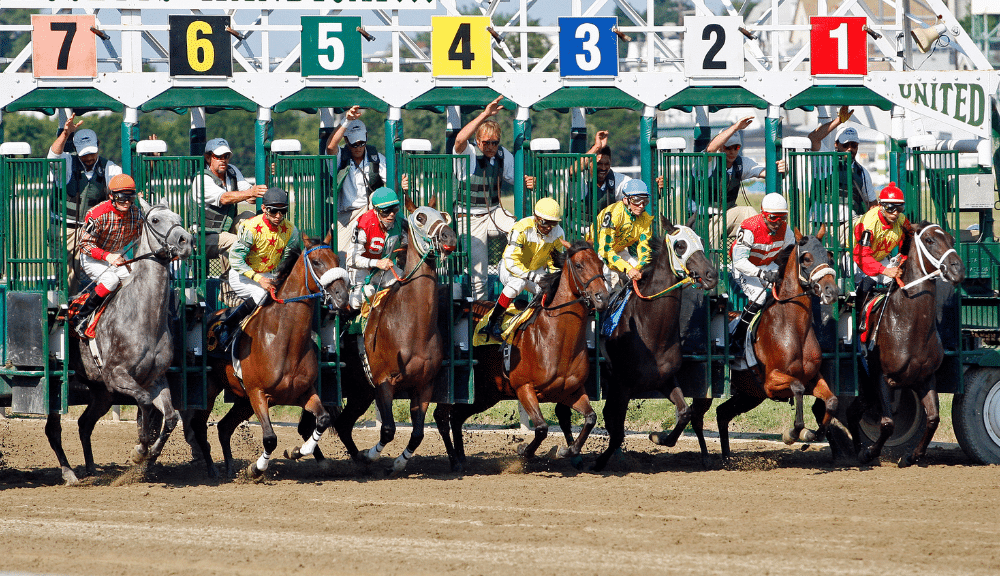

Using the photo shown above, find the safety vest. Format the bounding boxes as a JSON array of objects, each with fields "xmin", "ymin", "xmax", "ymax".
[
  {"xmin": 202, "ymin": 166, "xmax": 239, "ymax": 234},
  {"xmin": 469, "ymin": 147, "xmax": 508, "ymax": 207},
  {"xmin": 65, "ymin": 156, "xmax": 109, "ymax": 224},
  {"xmin": 708, "ymin": 156, "xmax": 743, "ymax": 209},
  {"xmin": 839, "ymin": 159, "xmax": 869, "ymax": 215}
]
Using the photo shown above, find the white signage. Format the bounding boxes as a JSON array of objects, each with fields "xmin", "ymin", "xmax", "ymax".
[{"xmin": 683, "ymin": 16, "xmax": 745, "ymax": 78}]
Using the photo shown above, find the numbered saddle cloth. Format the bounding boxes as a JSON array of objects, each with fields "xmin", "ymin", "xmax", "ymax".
[{"xmin": 472, "ymin": 302, "xmax": 537, "ymax": 347}]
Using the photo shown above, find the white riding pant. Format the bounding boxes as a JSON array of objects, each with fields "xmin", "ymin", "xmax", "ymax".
[
  {"xmin": 733, "ymin": 262, "xmax": 778, "ymax": 307},
  {"xmin": 347, "ymin": 266, "xmax": 401, "ymax": 310},
  {"xmin": 457, "ymin": 206, "xmax": 516, "ymax": 300},
  {"xmin": 81, "ymin": 254, "xmax": 130, "ymax": 292},
  {"xmin": 228, "ymin": 268, "xmax": 273, "ymax": 305},
  {"xmin": 603, "ymin": 249, "xmax": 637, "ymax": 289},
  {"xmin": 498, "ymin": 263, "xmax": 541, "ymax": 299}
]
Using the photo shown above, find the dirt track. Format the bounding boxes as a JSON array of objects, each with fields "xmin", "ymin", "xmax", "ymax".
[{"xmin": 1, "ymin": 416, "xmax": 998, "ymax": 576}]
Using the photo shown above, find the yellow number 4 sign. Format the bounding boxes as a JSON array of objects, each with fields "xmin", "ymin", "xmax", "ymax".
[{"xmin": 432, "ymin": 16, "xmax": 492, "ymax": 77}]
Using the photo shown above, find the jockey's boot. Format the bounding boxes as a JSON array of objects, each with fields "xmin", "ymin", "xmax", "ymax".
[
  {"xmin": 479, "ymin": 302, "xmax": 507, "ymax": 341},
  {"xmin": 70, "ymin": 290, "xmax": 109, "ymax": 339},
  {"xmin": 216, "ymin": 298, "xmax": 259, "ymax": 350},
  {"xmin": 729, "ymin": 301, "xmax": 762, "ymax": 358}
]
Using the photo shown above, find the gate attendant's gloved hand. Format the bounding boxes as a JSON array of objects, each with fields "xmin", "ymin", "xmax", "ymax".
[{"xmin": 759, "ymin": 269, "xmax": 779, "ymax": 285}]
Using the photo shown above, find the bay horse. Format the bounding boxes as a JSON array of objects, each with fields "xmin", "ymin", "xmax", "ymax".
[
  {"xmin": 846, "ymin": 221, "xmax": 965, "ymax": 466},
  {"xmin": 184, "ymin": 233, "xmax": 348, "ymax": 478},
  {"xmin": 594, "ymin": 222, "xmax": 718, "ymax": 472},
  {"xmin": 46, "ymin": 201, "xmax": 193, "ymax": 484},
  {"xmin": 434, "ymin": 239, "xmax": 609, "ymax": 472},
  {"xmin": 316, "ymin": 202, "xmax": 457, "ymax": 474},
  {"xmin": 716, "ymin": 226, "xmax": 840, "ymax": 458}
]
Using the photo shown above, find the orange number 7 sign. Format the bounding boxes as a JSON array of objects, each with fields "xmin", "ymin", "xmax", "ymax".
[{"xmin": 32, "ymin": 15, "xmax": 97, "ymax": 78}]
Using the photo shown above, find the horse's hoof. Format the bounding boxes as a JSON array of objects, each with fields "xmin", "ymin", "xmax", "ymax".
[
  {"xmin": 800, "ymin": 429, "xmax": 817, "ymax": 443},
  {"xmin": 649, "ymin": 432, "xmax": 676, "ymax": 447},
  {"xmin": 131, "ymin": 446, "xmax": 149, "ymax": 464},
  {"xmin": 247, "ymin": 463, "xmax": 264, "ymax": 479},
  {"xmin": 206, "ymin": 464, "xmax": 219, "ymax": 480},
  {"xmin": 899, "ymin": 454, "xmax": 916, "ymax": 468},
  {"xmin": 284, "ymin": 447, "xmax": 303, "ymax": 460},
  {"xmin": 61, "ymin": 467, "xmax": 80, "ymax": 486},
  {"xmin": 517, "ymin": 444, "xmax": 528, "ymax": 456},
  {"xmin": 392, "ymin": 455, "xmax": 409, "ymax": 473},
  {"xmin": 781, "ymin": 430, "xmax": 797, "ymax": 445},
  {"xmin": 569, "ymin": 455, "xmax": 584, "ymax": 469},
  {"xmin": 857, "ymin": 448, "xmax": 875, "ymax": 465},
  {"xmin": 557, "ymin": 446, "xmax": 577, "ymax": 459},
  {"xmin": 451, "ymin": 462, "xmax": 464, "ymax": 474}
]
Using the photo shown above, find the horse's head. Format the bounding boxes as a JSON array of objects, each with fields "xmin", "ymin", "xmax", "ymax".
[
  {"xmin": 405, "ymin": 202, "xmax": 458, "ymax": 258},
  {"xmin": 661, "ymin": 217, "xmax": 718, "ymax": 290},
  {"xmin": 792, "ymin": 225, "xmax": 838, "ymax": 305},
  {"xmin": 910, "ymin": 221, "xmax": 965, "ymax": 285},
  {"xmin": 304, "ymin": 232, "xmax": 349, "ymax": 311},
  {"xmin": 141, "ymin": 200, "xmax": 193, "ymax": 261},
  {"xmin": 559, "ymin": 238, "xmax": 610, "ymax": 313}
]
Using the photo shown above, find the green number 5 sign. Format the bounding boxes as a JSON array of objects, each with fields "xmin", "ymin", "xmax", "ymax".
[{"xmin": 301, "ymin": 17, "xmax": 363, "ymax": 77}]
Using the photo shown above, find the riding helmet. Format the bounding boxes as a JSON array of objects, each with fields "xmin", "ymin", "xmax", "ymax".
[
  {"xmin": 878, "ymin": 182, "xmax": 905, "ymax": 204},
  {"xmin": 621, "ymin": 179, "xmax": 649, "ymax": 198},
  {"xmin": 371, "ymin": 187, "xmax": 400, "ymax": 209},
  {"xmin": 108, "ymin": 174, "xmax": 136, "ymax": 193},
  {"xmin": 262, "ymin": 187, "xmax": 289, "ymax": 207},
  {"xmin": 760, "ymin": 193, "xmax": 789, "ymax": 214},
  {"xmin": 533, "ymin": 197, "xmax": 562, "ymax": 221}
]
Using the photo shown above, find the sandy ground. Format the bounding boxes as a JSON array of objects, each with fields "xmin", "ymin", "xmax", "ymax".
[{"xmin": 1, "ymin": 415, "xmax": 998, "ymax": 576}]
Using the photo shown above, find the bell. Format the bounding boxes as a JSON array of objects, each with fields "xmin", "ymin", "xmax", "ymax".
[{"xmin": 910, "ymin": 23, "xmax": 947, "ymax": 54}]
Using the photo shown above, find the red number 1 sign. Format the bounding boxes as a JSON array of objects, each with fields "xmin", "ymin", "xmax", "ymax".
[{"xmin": 810, "ymin": 17, "xmax": 867, "ymax": 76}]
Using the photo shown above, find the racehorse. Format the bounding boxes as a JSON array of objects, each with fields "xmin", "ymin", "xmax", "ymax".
[
  {"xmin": 184, "ymin": 233, "xmax": 348, "ymax": 478},
  {"xmin": 46, "ymin": 200, "xmax": 193, "ymax": 484},
  {"xmin": 845, "ymin": 221, "xmax": 965, "ymax": 466},
  {"xmin": 716, "ymin": 226, "xmax": 840, "ymax": 458},
  {"xmin": 434, "ymin": 239, "xmax": 609, "ymax": 472},
  {"xmin": 309, "ymin": 201, "xmax": 457, "ymax": 474},
  {"xmin": 594, "ymin": 222, "xmax": 718, "ymax": 472}
]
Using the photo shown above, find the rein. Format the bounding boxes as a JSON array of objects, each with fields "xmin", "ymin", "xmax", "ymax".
[
  {"xmin": 269, "ymin": 244, "xmax": 344, "ymax": 305},
  {"xmin": 633, "ymin": 276, "xmax": 694, "ymax": 300},
  {"xmin": 771, "ymin": 245, "xmax": 836, "ymax": 303},
  {"xmin": 899, "ymin": 224, "xmax": 957, "ymax": 291},
  {"xmin": 632, "ymin": 227, "xmax": 705, "ymax": 300},
  {"xmin": 541, "ymin": 254, "xmax": 603, "ymax": 312}
]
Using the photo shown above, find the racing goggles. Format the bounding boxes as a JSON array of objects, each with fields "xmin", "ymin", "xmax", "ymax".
[
  {"xmin": 626, "ymin": 195, "xmax": 649, "ymax": 207},
  {"xmin": 110, "ymin": 191, "xmax": 135, "ymax": 204},
  {"xmin": 763, "ymin": 212, "xmax": 788, "ymax": 224},
  {"xmin": 880, "ymin": 203, "xmax": 904, "ymax": 214}
]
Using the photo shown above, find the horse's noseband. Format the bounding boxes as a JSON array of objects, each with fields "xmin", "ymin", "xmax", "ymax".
[
  {"xmin": 143, "ymin": 205, "xmax": 186, "ymax": 260},
  {"xmin": 303, "ymin": 244, "xmax": 348, "ymax": 309}
]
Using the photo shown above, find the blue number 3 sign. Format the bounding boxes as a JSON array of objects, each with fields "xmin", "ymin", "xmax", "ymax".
[{"xmin": 558, "ymin": 17, "xmax": 618, "ymax": 77}]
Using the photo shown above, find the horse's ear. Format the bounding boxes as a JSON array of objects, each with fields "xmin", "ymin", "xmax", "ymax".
[
  {"xmin": 560, "ymin": 238, "xmax": 571, "ymax": 249},
  {"xmin": 793, "ymin": 227, "xmax": 802, "ymax": 242},
  {"xmin": 139, "ymin": 197, "xmax": 153, "ymax": 213},
  {"xmin": 301, "ymin": 233, "xmax": 312, "ymax": 245},
  {"xmin": 661, "ymin": 216, "xmax": 678, "ymax": 234},
  {"xmin": 685, "ymin": 213, "xmax": 697, "ymax": 229},
  {"xmin": 323, "ymin": 230, "xmax": 333, "ymax": 246},
  {"xmin": 404, "ymin": 194, "xmax": 417, "ymax": 213},
  {"xmin": 440, "ymin": 211, "xmax": 453, "ymax": 226},
  {"xmin": 428, "ymin": 195, "xmax": 438, "ymax": 210},
  {"xmin": 815, "ymin": 222, "xmax": 826, "ymax": 241}
]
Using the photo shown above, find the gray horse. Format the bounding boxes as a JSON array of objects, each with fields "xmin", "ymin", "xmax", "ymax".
[{"xmin": 45, "ymin": 199, "xmax": 193, "ymax": 484}]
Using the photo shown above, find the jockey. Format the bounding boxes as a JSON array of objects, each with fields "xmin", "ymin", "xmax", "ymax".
[
  {"xmin": 346, "ymin": 186, "xmax": 403, "ymax": 310},
  {"xmin": 594, "ymin": 179, "xmax": 653, "ymax": 287},
  {"xmin": 70, "ymin": 174, "xmax": 143, "ymax": 338},
  {"xmin": 480, "ymin": 197, "xmax": 566, "ymax": 340},
  {"xmin": 852, "ymin": 182, "xmax": 912, "ymax": 309},
  {"xmin": 217, "ymin": 187, "xmax": 302, "ymax": 349},
  {"xmin": 729, "ymin": 192, "xmax": 795, "ymax": 356}
]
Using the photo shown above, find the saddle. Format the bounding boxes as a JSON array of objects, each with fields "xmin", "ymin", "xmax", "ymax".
[
  {"xmin": 857, "ymin": 292, "xmax": 888, "ymax": 354},
  {"xmin": 472, "ymin": 299, "xmax": 535, "ymax": 347},
  {"xmin": 205, "ymin": 305, "xmax": 264, "ymax": 355},
  {"xmin": 64, "ymin": 291, "xmax": 115, "ymax": 340},
  {"xmin": 727, "ymin": 307, "xmax": 767, "ymax": 368}
]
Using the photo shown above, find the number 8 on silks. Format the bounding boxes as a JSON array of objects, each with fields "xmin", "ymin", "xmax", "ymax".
[{"xmin": 558, "ymin": 17, "xmax": 618, "ymax": 77}]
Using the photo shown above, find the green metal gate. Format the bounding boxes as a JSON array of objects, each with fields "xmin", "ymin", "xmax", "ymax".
[{"xmin": 0, "ymin": 157, "xmax": 71, "ymax": 414}]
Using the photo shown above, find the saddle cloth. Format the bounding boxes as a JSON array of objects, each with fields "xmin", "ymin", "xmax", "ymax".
[
  {"xmin": 727, "ymin": 308, "xmax": 766, "ymax": 368},
  {"xmin": 858, "ymin": 293, "xmax": 886, "ymax": 345},
  {"xmin": 472, "ymin": 303, "xmax": 537, "ymax": 347},
  {"xmin": 345, "ymin": 288, "xmax": 390, "ymax": 336},
  {"xmin": 600, "ymin": 286, "xmax": 631, "ymax": 338}
]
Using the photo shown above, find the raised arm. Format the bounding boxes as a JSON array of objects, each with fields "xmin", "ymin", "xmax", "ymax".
[
  {"xmin": 808, "ymin": 106, "xmax": 853, "ymax": 151},
  {"xmin": 51, "ymin": 113, "xmax": 83, "ymax": 155},
  {"xmin": 453, "ymin": 96, "xmax": 504, "ymax": 155},
  {"xmin": 325, "ymin": 105, "xmax": 363, "ymax": 154},
  {"xmin": 706, "ymin": 116, "xmax": 753, "ymax": 153}
]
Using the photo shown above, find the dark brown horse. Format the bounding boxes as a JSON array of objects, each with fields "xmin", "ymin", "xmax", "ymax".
[
  {"xmin": 594, "ymin": 222, "xmax": 718, "ymax": 472},
  {"xmin": 185, "ymin": 234, "xmax": 348, "ymax": 478},
  {"xmin": 332, "ymin": 203, "xmax": 458, "ymax": 474},
  {"xmin": 846, "ymin": 221, "xmax": 965, "ymax": 466},
  {"xmin": 717, "ymin": 227, "xmax": 840, "ymax": 458},
  {"xmin": 434, "ymin": 239, "xmax": 609, "ymax": 472}
]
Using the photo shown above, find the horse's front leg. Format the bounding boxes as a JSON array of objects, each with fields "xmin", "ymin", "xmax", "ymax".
[
  {"xmin": 362, "ymin": 379, "xmax": 397, "ymax": 462},
  {"xmin": 859, "ymin": 374, "xmax": 896, "ymax": 464},
  {"xmin": 901, "ymin": 385, "xmax": 940, "ymax": 468},
  {"xmin": 246, "ymin": 389, "xmax": 277, "ymax": 479},
  {"xmin": 554, "ymin": 403, "xmax": 575, "ymax": 447},
  {"xmin": 287, "ymin": 394, "xmax": 330, "ymax": 464},
  {"xmin": 145, "ymin": 379, "xmax": 179, "ymax": 467},
  {"xmin": 515, "ymin": 385, "xmax": 548, "ymax": 458},
  {"xmin": 808, "ymin": 377, "xmax": 839, "ymax": 444},
  {"xmin": 44, "ymin": 413, "xmax": 80, "ymax": 485},
  {"xmin": 557, "ymin": 393, "xmax": 596, "ymax": 466},
  {"xmin": 391, "ymin": 387, "xmax": 433, "ymax": 474},
  {"xmin": 77, "ymin": 384, "xmax": 114, "ymax": 476},
  {"xmin": 650, "ymin": 386, "xmax": 692, "ymax": 448}
]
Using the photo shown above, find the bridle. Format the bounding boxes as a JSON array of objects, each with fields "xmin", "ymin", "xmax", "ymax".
[
  {"xmin": 633, "ymin": 226, "xmax": 705, "ymax": 300},
  {"xmin": 142, "ymin": 204, "xmax": 187, "ymax": 261},
  {"xmin": 772, "ymin": 240, "xmax": 836, "ymax": 303},
  {"xmin": 388, "ymin": 207, "xmax": 455, "ymax": 284},
  {"xmin": 542, "ymin": 249, "xmax": 604, "ymax": 313},
  {"xmin": 900, "ymin": 224, "xmax": 958, "ymax": 291},
  {"xmin": 269, "ymin": 244, "xmax": 348, "ymax": 309}
]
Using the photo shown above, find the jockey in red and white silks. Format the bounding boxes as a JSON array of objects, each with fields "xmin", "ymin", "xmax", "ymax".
[{"xmin": 346, "ymin": 187, "xmax": 403, "ymax": 310}]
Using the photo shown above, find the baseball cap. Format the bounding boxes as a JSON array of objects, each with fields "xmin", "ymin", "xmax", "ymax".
[
  {"xmin": 836, "ymin": 127, "xmax": 860, "ymax": 144},
  {"xmin": 343, "ymin": 120, "xmax": 367, "ymax": 145},
  {"xmin": 73, "ymin": 129, "xmax": 99, "ymax": 156},
  {"xmin": 724, "ymin": 133, "xmax": 741, "ymax": 147},
  {"xmin": 205, "ymin": 137, "xmax": 232, "ymax": 156}
]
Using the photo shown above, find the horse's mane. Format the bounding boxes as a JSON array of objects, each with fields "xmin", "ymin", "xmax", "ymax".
[
  {"xmin": 635, "ymin": 236, "xmax": 668, "ymax": 290},
  {"xmin": 271, "ymin": 236, "xmax": 322, "ymax": 290},
  {"xmin": 772, "ymin": 239, "xmax": 802, "ymax": 279},
  {"xmin": 529, "ymin": 239, "xmax": 591, "ymax": 308}
]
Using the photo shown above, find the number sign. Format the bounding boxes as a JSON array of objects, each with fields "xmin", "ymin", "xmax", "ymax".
[
  {"xmin": 301, "ymin": 16, "xmax": 363, "ymax": 77},
  {"xmin": 169, "ymin": 15, "xmax": 232, "ymax": 77},
  {"xmin": 31, "ymin": 14, "xmax": 97, "ymax": 78},
  {"xmin": 684, "ymin": 17, "xmax": 744, "ymax": 78},
  {"xmin": 558, "ymin": 17, "xmax": 618, "ymax": 77},
  {"xmin": 810, "ymin": 17, "xmax": 867, "ymax": 75},
  {"xmin": 431, "ymin": 16, "xmax": 492, "ymax": 77}
]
